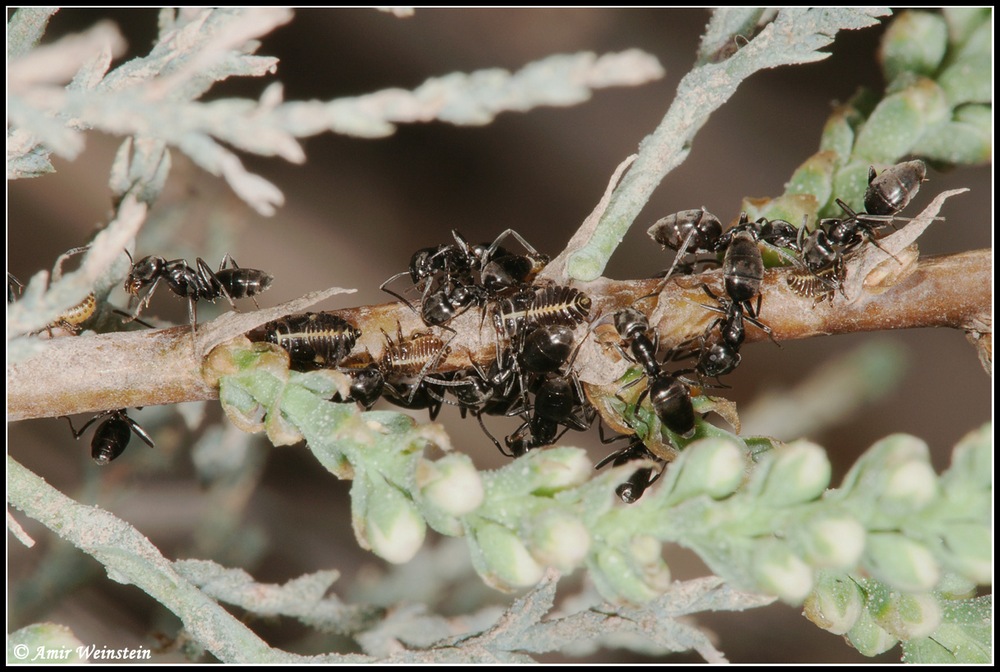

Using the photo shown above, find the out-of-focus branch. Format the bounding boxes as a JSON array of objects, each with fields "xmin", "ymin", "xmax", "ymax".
[{"xmin": 6, "ymin": 249, "xmax": 990, "ymax": 422}]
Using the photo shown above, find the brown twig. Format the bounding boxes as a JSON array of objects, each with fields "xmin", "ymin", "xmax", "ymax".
[{"xmin": 6, "ymin": 248, "xmax": 991, "ymax": 422}]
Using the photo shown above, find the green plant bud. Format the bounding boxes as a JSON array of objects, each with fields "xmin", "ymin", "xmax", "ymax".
[
  {"xmin": 847, "ymin": 605, "xmax": 900, "ymax": 657},
  {"xmin": 756, "ymin": 441, "xmax": 831, "ymax": 506},
  {"xmin": 942, "ymin": 8, "xmax": 992, "ymax": 46},
  {"xmin": 753, "ymin": 541, "xmax": 814, "ymax": 604},
  {"xmin": 795, "ymin": 515, "xmax": 866, "ymax": 569},
  {"xmin": 473, "ymin": 522, "xmax": 544, "ymax": 589},
  {"xmin": 879, "ymin": 11, "xmax": 948, "ymax": 82},
  {"xmin": 879, "ymin": 459, "xmax": 938, "ymax": 513},
  {"xmin": 943, "ymin": 423, "xmax": 993, "ymax": 491},
  {"xmin": 628, "ymin": 534, "xmax": 661, "ymax": 565},
  {"xmin": 937, "ymin": 523, "xmax": 992, "ymax": 584},
  {"xmin": 363, "ymin": 485, "xmax": 426, "ymax": 564},
  {"xmin": 938, "ymin": 52, "xmax": 991, "ymax": 106},
  {"xmin": 804, "ymin": 573, "xmax": 865, "ymax": 635},
  {"xmin": 628, "ymin": 535, "xmax": 672, "ymax": 593},
  {"xmin": 825, "ymin": 161, "xmax": 872, "ymax": 216},
  {"xmin": 784, "ymin": 150, "xmax": 838, "ymax": 205},
  {"xmin": 913, "ymin": 109, "xmax": 992, "ymax": 164},
  {"xmin": 853, "ymin": 79, "xmax": 950, "ymax": 162},
  {"xmin": 876, "ymin": 592, "xmax": 942, "ymax": 641},
  {"xmin": 526, "ymin": 510, "xmax": 591, "ymax": 573},
  {"xmin": 416, "ymin": 454, "xmax": 484, "ymax": 518},
  {"xmin": 865, "ymin": 533, "xmax": 940, "ymax": 592},
  {"xmin": 591, "ymin": 546, "xmax": 660, "ymax": 604},
  {"xmin": 526, "ymin": 447, "xmax": 593, "ymax": 495},
  {"xmin": 952, "ymin": 15, "xmax": 992, "ymax": 61},
  {"xmin": 820, "ymin": 106, "xmax": 856, "ymax": 158},
  {"xmin": 660, "ymin": 438, "xmax": 745, "ymax": 504},
  {"xmin": 841, "ymin": 433, "xmax": 930, "ymax": 499},
  {"xmin": 934, "ymin": 571, "xmax": 977, "ymax": 600}
]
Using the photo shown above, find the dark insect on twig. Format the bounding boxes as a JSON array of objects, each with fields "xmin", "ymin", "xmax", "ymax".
[{"xmin": 62, "ymin": 409, "xmax": 154, "ymax": 465}]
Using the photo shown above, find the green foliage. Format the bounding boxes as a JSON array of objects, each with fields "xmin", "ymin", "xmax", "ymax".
[
  {"xmin": 756, "ymin": 8, "xmax": 992, "ymax": 229},
  {"xmin": 212, "ymin": 338, "xmax": 991, "ymax": 641}
]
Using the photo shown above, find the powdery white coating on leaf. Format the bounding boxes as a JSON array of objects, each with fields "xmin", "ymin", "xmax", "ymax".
[
  {"xmin": 7, "ymin": 19, "xmax": 126, "ymax": 88},
  {"xmin": 7, "ymin": 510, "xmax": 36, "ymax": 548},
  {"xmin": 174, "ymin": 559, "xmax": 382, "ymax": 633},
  {"xmin": 6, "ymin": 7, "xmax": 60, "ymax": 60},
  {"xmin": 8, "ymin": 6, "xmax": 663, "ymax": 216},
  {"xmin": 277, "ymin": 50, "xmax": 663, "ymax": 139},
  {"xmin": 6, "ymin": 455, "xmax": 308, "ymax": 664},
  {"xmin": 900, "ymin": 595, "xmax": 992, "ymax": 664},
  {"xmin": 520, "ymin": 576, "xmax": 775, "ymax": 663}
]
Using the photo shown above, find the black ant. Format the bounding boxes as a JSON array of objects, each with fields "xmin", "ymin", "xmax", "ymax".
[
  {"xmin": 605, "ymin": 306, "xmax": 696, "ymax": 440},
  {"xmin": 689, "ymin": 283, "xmax": 778, "ymax": 384},
  {"xmin": 424, "ymin": 347, "xmax": 524, "ymax": 425},
  {"xmin": 503, "ymin": 372, "xmax": 594, "ymax": 457},
  {"xmin": 381, "ymin": 229, "xmax": 548, "ymax": 328},
  {"xmin": 331, "ymin": 360, "xmax": 386, "ymax": 410},
  {"xmin": 595, "ymin": 433, "xmax": 663, "ymax": 504},
  {"xmin": 821, "ymin": 162, "xmax": 929, "ymax": 258},
  {"xmin": 638, "ymin": 372, "xmax": 696, "ymax": 440},
  {"xmin": 257, "ymin": 312, "xmax": 361, "ymax": 371},
  {"xmin": 610, "ymin": 307, "xmax": 660, "ymax": 379},
  {"xmin": 716, "ymin": 214, "xmax": 769, "ymax": 321},
  {"xmin": 647, "ymin": 208, "xmax": 724, "ymax": 281},
  {"xmin": 864, "ymin": 160, "xmax": 927, "ymax": 218},
  {"xmin": 62, "ymin": 409, "xmax": 154, "ymax": 465},
  {"xmin": 786, "ymin": 160, "xmax": 933, "ymax": 302},
  {"xmin": 518, "ymin": 324, "xmax": 576, "ymax": 374},
  {"xmin": 123, "ymin": 252, "xmax": 273, "ymax": 335}
]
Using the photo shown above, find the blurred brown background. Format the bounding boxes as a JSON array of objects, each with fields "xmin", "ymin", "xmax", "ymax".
[{"xmin": 7, "ymin": 8, "xmax": 991, "ymax": 663}]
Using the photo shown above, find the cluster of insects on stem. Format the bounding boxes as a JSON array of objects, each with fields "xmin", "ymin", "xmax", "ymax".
[{"xmin": 35, "ymin": 161, "xmax": 931, "ymax": 494}]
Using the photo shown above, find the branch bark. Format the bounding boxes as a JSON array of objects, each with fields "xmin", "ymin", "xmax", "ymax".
[{"xmin": 7, "ymin": 248, "xmax": 991, "ymax": 422}]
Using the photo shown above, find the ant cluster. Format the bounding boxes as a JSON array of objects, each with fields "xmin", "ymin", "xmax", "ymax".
[
  {"xmin": 251, "ymin": 230, "xmax": 597, "ymax": 459},
  {"xmin": 51, "ymin": 161, "xmax": 929, "ymax": 500}
]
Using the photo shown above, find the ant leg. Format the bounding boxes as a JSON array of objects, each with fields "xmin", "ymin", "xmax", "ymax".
[
  {"xmin": 656, "ymin": 228, "xmax": 699, "ymax": 292},
  {"xmin": 487, "ymin": 228, "xmax": 540, "ymax": 258},
  {"xmin": 380, "ymin": 273, "xmax": 423, "ymax": 319},
  {"xmin": 123, "ymin": 414, "xmax": 155, "ymax": 448},
  {"xmin": 62, "ymin": 412, "xmax": 107, "ymax": 439},
  {"xmin": 217, "ymin": 253, "xmax": 240, "ymax": 271},
  {"xmin": 188, "ymin": 296, "xmax": 199, "ymax": 338},
  {"xmin": 476, "ymin": 413, "xmax": 511, "ymax": 457},
  {"xmin": 197, "ymin": 258, "xmax": 238, "ymax": 311},
  {"xmin": 52, "ymin": 245, "xmax": 91, "ymax": 281}
]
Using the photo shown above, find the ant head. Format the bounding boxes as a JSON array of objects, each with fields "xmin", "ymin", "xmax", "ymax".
[{"xmin": 123, "ymin": 255, "xmax": 164, "ymax": 294}]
